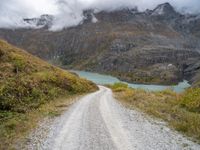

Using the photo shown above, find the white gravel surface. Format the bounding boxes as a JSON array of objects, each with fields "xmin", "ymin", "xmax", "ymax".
[{"xmin": 27, "ymin": 86, "xmax": 200, "ymax": 150}]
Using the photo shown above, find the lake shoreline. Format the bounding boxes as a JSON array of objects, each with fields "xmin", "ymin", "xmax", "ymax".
[{"xmin": 70, "ymin": 70, "xmax": 191, "ymax": 93}]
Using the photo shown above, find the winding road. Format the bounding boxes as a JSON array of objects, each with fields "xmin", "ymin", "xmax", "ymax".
[{"xmin": 29, "ymin": 86, "xmax": 200, "ymax": 150}]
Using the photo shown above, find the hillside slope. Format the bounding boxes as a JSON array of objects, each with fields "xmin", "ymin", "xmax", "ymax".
[
  {"xmin": 0, "ymin": 40, "xmax": 97, "ymax": 149},
  {"xmin": 0, "ymin": 40, "xmax": 97, "ymax": 112}
]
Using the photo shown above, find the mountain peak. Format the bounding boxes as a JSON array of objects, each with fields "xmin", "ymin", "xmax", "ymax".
[
  {"xmin": 83, "ymin": 10, "xmax": 98, "ymax": 23},
  {"xmin": 23, "ymin": 14, "xmax": 54, "ymax": 28},
  {"xmin": 151, "ymin": 2, "xmax": 177, "ymax": 16}
]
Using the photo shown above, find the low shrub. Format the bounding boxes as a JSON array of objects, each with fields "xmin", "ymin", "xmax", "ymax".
[
  {"xmin": 110, "ymin": 82, "xmax": 128, "ymax": 92},
  {"xmin": 180, "ymin": 88, "xmax": 200, "ymax": 112}
]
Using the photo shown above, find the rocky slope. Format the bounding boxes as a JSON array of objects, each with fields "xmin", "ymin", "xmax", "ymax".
[{"xmin": 0, "ymin": 3, "xmax": 200, "ymax": 85}]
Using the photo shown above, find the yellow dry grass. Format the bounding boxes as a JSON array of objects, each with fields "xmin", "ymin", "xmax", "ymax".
[{"xmin": 109, "ymin": 83, "xmax": 200, "ymax": 143}]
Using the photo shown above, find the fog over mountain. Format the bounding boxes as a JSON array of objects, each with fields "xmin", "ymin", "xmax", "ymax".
[{"xmin": 0, "ymin": 0, "xmax": 200, "ymax": 30}]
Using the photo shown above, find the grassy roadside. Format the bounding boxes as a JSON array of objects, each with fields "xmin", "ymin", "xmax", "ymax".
[
  {"xmin": 108, "ymin": 83, "xmax": 200, "ymax": 143},
  {"xmin": 0, "ymin": 94, "xmax": 86, "ymax": 150},
  {"xmin": 0, "ymin": 40, "xmax": 98, "ymax": 149}
]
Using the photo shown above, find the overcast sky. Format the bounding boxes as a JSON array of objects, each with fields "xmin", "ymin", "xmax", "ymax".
[{"xmin": 0, "ymin": 0, "xmax": 200, "ymax": 30}]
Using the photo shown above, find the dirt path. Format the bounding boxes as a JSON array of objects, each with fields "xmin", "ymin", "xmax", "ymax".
[{"xmin": 27, "ymin": 86, "xmax": 200, "ymax": 150}]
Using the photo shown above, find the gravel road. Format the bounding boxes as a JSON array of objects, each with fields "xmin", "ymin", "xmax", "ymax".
[{"xmin": 27, "ymin": 86, "xmax": 200, "ymax": 150}]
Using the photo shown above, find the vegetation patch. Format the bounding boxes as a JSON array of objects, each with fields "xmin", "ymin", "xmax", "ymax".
[
  {"xmin": 0, "ymin": 40, "xmax": 98, "ymax": 149},
  {"xmin": 108, "ymin": 83, "xmax": 200, "ymax": 143},
  {"xmin": 180, "ymin": 88, "xmax": 200, "ymax": 112},
  {"xmin": 110, "ymin": 70, "xmax": 179, "ymax": 86}
]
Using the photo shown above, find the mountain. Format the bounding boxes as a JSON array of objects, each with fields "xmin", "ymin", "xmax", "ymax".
[
  {"xmin": 0, "ymin": 39, "xmax": 97, "ymax": 112},
  {"xmin": 151, "ymin": 2, "xmax": 178, "ymax": 17},
  {"xmin": 0, "ymin": 3, "xmax": 200, "ymax": 86},
  {"xmin": 23, "ymin": 14, "xmax": 54, "ymax": 29}
]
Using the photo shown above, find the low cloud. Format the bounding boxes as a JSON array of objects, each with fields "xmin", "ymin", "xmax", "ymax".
[{"xmin": 0, "ymin": 0, "xmax": 200, "ymax": 30}]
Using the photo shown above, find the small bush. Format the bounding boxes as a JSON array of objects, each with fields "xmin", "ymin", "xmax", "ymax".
[
  {"xmin": 0, "ymin": 49, "xmax": 4, "ymax": 58},
  {"xmin": 180, "ymin": 88, "xmax": 200, "ymax": 112},
  {"xmin": 5, "ymin": 119, "xmax": 18, "ymax": 130},
  {"xmin": 111, "ymin": 82, "xmax": 128, "ymax": 92},
  {"xmin": 13, "ymin": 57, "xmax": 26, "ymax": 73}
]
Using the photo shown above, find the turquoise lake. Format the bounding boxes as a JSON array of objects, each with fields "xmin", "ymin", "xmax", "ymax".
[{"xmin": 71, "ymin": 70, "xmax": 191, "ymax": 93}]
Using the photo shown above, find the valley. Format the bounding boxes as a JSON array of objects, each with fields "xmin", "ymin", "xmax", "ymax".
[
  {"xmin": 0, "ymin": 3, "xmax": 200, "ymax": 86},
  {"xmin": 0, "ymin": 2, "xmax": 200, "ymax": 150}
]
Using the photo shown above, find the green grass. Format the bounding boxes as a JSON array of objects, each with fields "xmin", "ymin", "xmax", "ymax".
[
  {"xmin": 0, "ymin": 95, "xmax": 83, "ymax": 149},
  {"xmin": 0, "ymin": 40, "xmax": 98, "ymax": 149},
  {"xmin": 109, "ymin": 83, "xmax": 200, "ymax": 143}
]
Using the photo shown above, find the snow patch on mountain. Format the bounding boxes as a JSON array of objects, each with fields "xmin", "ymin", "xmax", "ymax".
[
  {"xmin": 151, "ymin": 3, "xmax": 176, "ymax": 16},
  {"xmin": 23, "ymin": 15, "xmax": 54, "ymax": 28},
  {"xmin": 152, "ymin": 4, "xmax": 165, "ymax": 15},
  {"xmin": 92, "ymin": 14, "xmax": 98, "ymax": 23}
]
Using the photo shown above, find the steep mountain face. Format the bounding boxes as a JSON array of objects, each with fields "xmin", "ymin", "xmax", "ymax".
[
  {"xmin": 151, "ymin": 3, "xmax": 179, "ymax": 17},
  {"xmin": 0, "ymin": 3, "xmax": 200, "ymax": 85}
]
